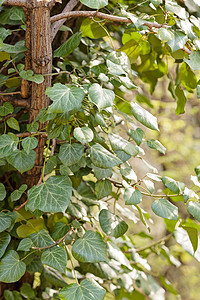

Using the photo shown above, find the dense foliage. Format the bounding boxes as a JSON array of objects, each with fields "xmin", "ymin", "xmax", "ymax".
[{"xmin": 1, "ymin": 0, "xmax": 200, "ymax": 299}]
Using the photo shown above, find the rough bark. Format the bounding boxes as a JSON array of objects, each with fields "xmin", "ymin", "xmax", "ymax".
[
  {"xmin": 21, "ymin": 7, "xmax": 31, "ymax": 99},
  {"xmin": 25, "ymin": 0, "xmax": 53, "ymax": 186}
]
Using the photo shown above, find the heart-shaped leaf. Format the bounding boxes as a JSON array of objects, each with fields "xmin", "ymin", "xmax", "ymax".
[
  {"xmin": 7, "ymin": 149, "xmax": 36, "ymax": 173},
  {"xmin": 59, "ymin": 279, "xmax": 106, "ymax": 300},
  {"xmin": 46, "ymin": 83, "xmax": 85, "ymax": 113},
  {"xmin": 90, "ymin": 143, "xmax": 122, "ymax": 168},
  {"xmin": 99, "ymin": 209, "xmax": 128, "ymax": 238},
  {"xmin": 41, "ymin": 247, "xmax": 67, "ymax": 273},
  {"xmin": 0, "ymin": 250, "xmax": 26, "ymax": 283},
  {"xmin": 89, "ymin": 83, "xmax": 115, "ymax": 110},
  {"xmin": 72, "ymin": 230, "xmax": 107, "ymax": 263},
  {"xmin": 27, "ymin": 176, "xmax": 72, "ymax": 213},
  {"xmin": 59, "ymin": 143, "xmax": 84, "ymax": 166}
]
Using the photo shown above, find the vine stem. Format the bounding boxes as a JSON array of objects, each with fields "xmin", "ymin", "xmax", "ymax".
[
  {"xmin": 124, "ymin": 233, "xmax": 173, "ymax": 253},
  {"xmin": 32, "ymin": 228, "xmax": 74, "ymax": 251}
]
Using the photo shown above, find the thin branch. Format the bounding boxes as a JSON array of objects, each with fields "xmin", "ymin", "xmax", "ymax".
[
  {"xmin": 16, "ymin": 132, "xmax": 48, "ymax": 138},
  {"xmin": 14, "ymin": 200, "xmax": 27, "ymax": 211},
  {"xmin": 0, "ymin": 95, "xmax": 30, "ymax": 108},
  {"xmin": 50, "ymin": 10, "xmax": 192, "ymax": 55},
  {"xmin": 135, "ymin": 233, "xmax": 173, "ymax": 252},
  {"xmin": 3, "ymin": 0, "xmax": 27, "ymax": 7},
  {"xmin": 0, "ymin": 91, "xmax": 21, "ymax": 96},
  {"xmin": 50, "ymin": 10, "xmax": 164, "ymax": 28},
  {"xmin": 51, "ymin": 0, "xmax": 79, "ymax": 40},
  {"xmin": 32, "ymin": 228, "xmax": 74, "ymax": 251},
  {"xmin": 124, "ymin": 233, "xmax": 173, "ymax": 253},
  {"xmin": 50, "ymin": 138, "xmax": 56, "ymax": 156}
]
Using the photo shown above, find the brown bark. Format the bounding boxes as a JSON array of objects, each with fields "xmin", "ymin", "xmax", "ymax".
[
  {"xmin": 25, "ymin": 0, "xmax": 53, "ymax": 186},
  {"xmin": 21, "ymin": 7, "xmax": 31, "ymax": 99}
]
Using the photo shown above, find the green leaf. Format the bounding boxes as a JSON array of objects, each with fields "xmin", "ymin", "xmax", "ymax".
[
  {"xmin": 109, "ymin": 134, "xmax": 139, "ymax": 156},
  {"xmin": 0, "ymin": 213, "xmax": 11, "ymax": 232},
  {"xmin": 158, "ymin": 28, "xmax": 174, "ymax": 42},
  {"xmin": 17, "ymin": 218, "xmax": 45, "ymax": 238},
  {"xmin": 184, "ymin": 51, "xmax": 200, "ymax": 70},
  {"xmin": 165, "ymin": 0, "xmax": 187, "ymax": 19},
  {"xmin": 80, "ymin": 0, "xmax": 108, "ymax": 9},
  {"xmin": 93, "ymin": 165, "xmax": 113, "ymax": 180},
  {"xmin": 95, "ymin": 179, "xmax": 112, "ymax": 199},
  {"xmin": 22, "ymin": 137, "xmax": 38, "ymax": 155},
  {"xmin": 52, "ymin": 223, "xmax": 70, "ymax": 241},
  {"xmin": 162, "ymin": 176, "xmax": 184, "ymax": 194},
  {"xmin": 11, "ymin": 184, "xmax": 27, "ymax": 202},
  {"xmin": 124, "ymin": 187, "xmax": 142, "ymax": 205},
  {"xmin": 131, "ymin": 102, "xmax": 159, "ymax": 131},
  {"xmin": 0, "ymin": 183, "xmax": 6, "ymax": 201},
  {"xmin": 179, "ymin": 62, "xmax": 197, "ymax": 90},
  {"xmin": 20, "ymin": 283, "xmax": 35, "ymax": 299},
  {"xmin": 59, "ymin": 143, "xmax": 84, "ymax": 166},
  {"xmin": 0, "ymin": 28, "xmax": 11, "ymax": 41},
  {"xmin": 182, "ymin": 225, "xmax": 198, "ymax": 253},
  {"xmin": 59, "ymin": 279, "xmax": 106, "ymax": 300},
  {"xmin": 0, "ymin": 102, "xmax": 14, "ymax": 116},
  {"xmin": 90, "ymin": 143, "xmax": 122, "ymax": 168},
  {"xmin": 99, "ymin": 209, "xmax": 128, "ymax": 238},
  {"xmin": 167, "ymin": 31, "xmax": 187, "ymax": 52},
  {"xmin": 46, "ymin": 83, "xmax": 85, "ymax": 113},
  {"xmin": 41, "ymin": 247, "xmax": 67, "ymax": 273},
  {"xmin": 72, "ymin": 230, "xmax": 107, "ymax": 263},
  {"xmin": 0, "ymin": 232, "xmax": 11, "ymax": 258},
  {"xmin": 54, "ymin": 32, "xmax": 82, "ymax": 58},
  {"xmin": 6, "ymin": 117, "xmax": 20, "ymax": 131},
  {"xmin": 73, "ymin": 127, "xmax": 94, "ymax": 144},
  {"xmin": 0, "ymin": 250, "xmax": 26, "ymax": 283},
  {"xmin": 2, "ymin": 41, "xmax": 27, "ymax": 53},
  {"xmin": 17, "ymin": 238, "xmax": 33, "ymax": 251},
  {"xmin": 80, "ymin": 18, "xmax": 106, "ymax": 39},
  {"xmin": 19, "ymin": 70, "xmax": 44, "ymax": 84},
  {"xmin": 29, "ymin": 229, "xmax": 54, "ymax": 248},
  {"xmin": 175, "ymin": 85, "xmax": 187, "ymax": 115},
  {"xmin": 187, "ymin": 201, "xmax": 200, "ymax": 222},
  {"xmin": 7, "ymin": 149, "xmax": 36, "ymax": 173},
  {"xmin": 147, "ymin": 139, "xmax": 166, "ymax": 154},
  {"xmin": 120, "ymin": 163, "xmax": 137, "ymax": 181},
  {"xmin": 129, "ymin": 128, "xmax": 144, "ymax": 146},
  {"xmin": 89, "ymin": 83, "xmax": 115, "ymax": 110},
  {"xmin": 27, "ymin": 176, "xmax": 72, "ymax": 213},
  {"xmin": 10, "ymin": 6, "xmax": 24, "ymax": 22},
  {"xmin": 151, "ymin": 199, "xmax": 178, "ymax": 220}
]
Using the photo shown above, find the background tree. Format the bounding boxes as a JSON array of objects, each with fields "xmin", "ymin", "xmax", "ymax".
[{"xmin": 1, "ymin": 0, "xmax": 200, "ymax": 299}]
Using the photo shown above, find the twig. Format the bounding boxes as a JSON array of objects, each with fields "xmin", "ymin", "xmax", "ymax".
[
  {"xmin": 50, "ymin": 10, "xmax": 192, "ymax": 55},
  {"xmin": 0, "ymin": 91, "xmax": 21, "ymax": 96},
  {"xmin": 50, "ymin": 138, "xmax": 56, "ymax": 156},
  {"xmin": 16, "ymin": 132, "xmax": 47, "ymax": 138},
  {"xmin": 14, "ymin": 200, "xmax": 28, "ymax": 211},
  {"xmin": 3, "ymin": 0, "xmax": 27, "ymax": 7},
  {"xmin": 135, "ymin": 233, "xmax": 173, "ymax": 252},
  {"xmin": 124, "ymin": 233, "xmax": 173, "ymax": 253},
  {"xmin": 51, "ymin": 0, "xmax": 79, "ymax": 40},
  {"xmin": 32, "ymin": 228, "xmax": 74, "ymax": 251},
  {"xmin": 0, "ymin": 95, "xmax": 30, "ymax": 108},
  {"xmin": 51, "ymin": 10, "xmax": 164, "ymax": 28}
]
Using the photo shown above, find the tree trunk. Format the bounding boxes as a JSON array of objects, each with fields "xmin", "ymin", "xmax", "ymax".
[
  {"xmin": 0, "ymin": 1, "xmax": 53, "ymax": 296},
  {"xmin": 25, "ymin": 0, "xmax": 53, "ymax": 187}
]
